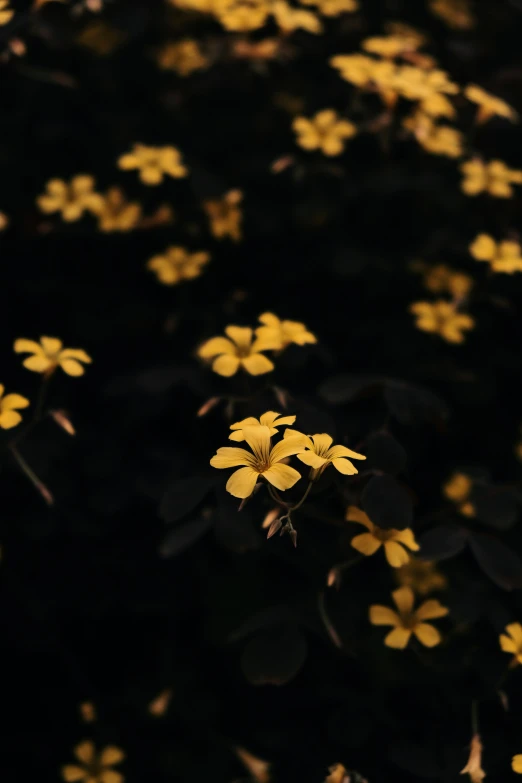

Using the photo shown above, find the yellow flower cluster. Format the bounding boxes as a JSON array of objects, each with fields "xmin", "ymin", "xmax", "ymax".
[
  {"xmin": 156, "ymin": 39, "xmax": 208, "ymax": 76},
  {"xmin": 470, "ymin": 234, "xmax": 522, "ymax": 275},
  {"xmin": 118, "ymin": 144, "xmax": 188, "ymax": 185},
  {"xmin": 409, "ymin": 300, "xmax": 474, "ymax": 344},
  {"xmin": 346, "ymin": 506, "xmax": 419, "ymax": 567},
  {"xmin": 147, "ymin": 246, "xmax": 210, "ymax": 285},
  {"xmin": 293, "ymin": 109, "xmax": 357, "ymax": 156},
  {"xmin": 369, "ymin": 586, "xmax": 448, "ymax": 649},
  {"xmin": 443, "ymin": 472, "xmax": 475, "ymax": 517},
  {"xmin": 460, "ymin": 159, "xmax": 522, "ymax": 198},
  {"xmin": 62, "ymin": 740, "xmax": 125, "ymax": 783}
]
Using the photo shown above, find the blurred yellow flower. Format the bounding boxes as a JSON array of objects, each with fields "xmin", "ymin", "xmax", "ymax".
[
  {"xmin": 157, "ymin": 39, "xmax": 208, "ymax": 76},
  {"xmin": 229, "ymin": 410, "xmax": 296, "ymax": 441},
  {"xmin": 330, "ymin": 53, "xmax": 378, "ymax": 87},
  {"xmin": 369, "ymin": 586, "xmax": 448, "ymax": 648},
  {"xmin": 293, "ymin": 110, "xmax": 356, "ymax": 156},
  {"xmin": 271, "ymin": 1, "xmax": 321, "ymax": 33},
  {"xmin": 418, "ymin": 263, "xmax": 473, "ymax": 299},
  {"xmin": 0, "ymin": 211, "xmax": 9, "ymax": 231},
  {"xmin": 404, "ymin": 112, "xmax": 463, "ymax": 158},
  {"xmin": 0, "ymin": 386, "xmax": 29, "ymax": 429},
  {"xmin": 443, "ymin": 472, "xmax": 475, "ymax": 516},
  {"xmin": 410, "ymin": 300, "xmax": 474, "ymax": 343},
  {"xmin": 284, "ymin": 429, "xmax": 366, "ymax": 476},
  {"xmin": 61, "ymin": 740, "xmax": 125, "ymax": 783},
  {"xmin": 37, "ymin": 176, "xmax": 104, "ymax": 222},
  {"xmin": 198, "ymin": 325, "xmax": 277, "ymax": 376},
  {"xmin": 394, "ymin": 65, "xmax": 458, "ymax": 102},
  {"xmin": 469, "ymin": 234, "xmax": 522, "ymax": 274},
  {"xmin": 14, "ymin": 337, "xmax": 92, "ymax": 377},
  {"xmin": 346, "ymin": 506, "xmax": 419, "ymax": 567},
  {"xmin": 97, "ymin": 187, "xmax": 141, "ymax": 232},
  {"xmin": 513, "ymin": 754, "xmax": 522, "ymax": 774},
  {"xmin": 118, "ymin": 144, "xmax": 187, "ymax": 185},
  {"xmin": 147, "ymin": 246, "xmax": 210, "ymax": 285},
  {"xmin": 210, "ymin": 424, "xmax": 303, "ymax": 498},
  {"xmin": 214, "ymin": 0, "xmax": 269, "ymax": 31},
  {"xmin": 429, "ymin": 0, "xmax": 474, "ymax": 29},
  {"xmin": 300, "ymin": 0, "xmax": 357, "ymax": 17},
  {"xmin": 499, "ymin": 622, "xmax": 522, "ymax": 667},
  {"xmin": 362, "ymin": 33, "xmax": 422, "ymax": 59},
  {"xmin": 396, "ymin": 559, "xmax": 447, "ymax": 595},
  {"xmin": 76, "ymin": 20, "xmax": 125, "ymax": 56},
  {"xmin": 464, "ymin": 84, "xmax": 517, "ymax": 124},
  {"xmin": 203, "ymin": 189, "xmax": 243, "ymax": 241},
  {"xmin": 325, "ymin": 764, "xmax": 349, "ymax": 783},
  {"xmin": 255, "ymin": 312, "xmax": 317, "ymax": 349},
  {"xmin": 0, "ymin": 1, "xmax": 13, "ymax": 25},
  {"xmin": 460, "ymin": 159, "xmax": 522, "ymax": 198}
]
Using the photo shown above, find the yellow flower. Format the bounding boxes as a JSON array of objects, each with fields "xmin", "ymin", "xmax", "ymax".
[
  {"xmin": 293, "ymin": 110, "xmax": 356, "ymax": 156},
  {"xmin": 460, "ymin": 159, "xmax": 522, "ymax": 198},
  {"xmin": 147, "ymin": 246, "xmax": 210, "ymax": 285},
  {"xmin": 409, "ymin": 300, "xmax": 474, "ymax": 343},
  {"xmin": 499, "ymin": 622, "xmax": 522, "ymax": 667},
  {"xmin": 14, "ymin": 337, "xmax": 92, "ymax": 377},
  {"xmin": 300, "ymin": 0, "xmax": 357, "ymax": 17},
  {"xmin": 460, "ymin": 734, "xmax": 486, "ymax": 783},
  {"xmin": 97, "ymin": 187, "xmax": 141, "ymax": 232},
  {"xmin": 210, "ymin": 424, "xmax": 303, "ymax": 498},
  {"xmin": 0, "ymin": 211, "xmax": 9, "ymax": 230},
  {"xmin": 395, "ymin": 558, "xmax": 447, "ymax": 596},
  {"xmin": 37, "ymin": 176, "xmax": 104, "ymax": 222},
  {"xmin": 61, "ymin": 740, "xmax": 125, "ymax": 783},
  {"xmin": 429, "ymin": 0, "xmax": 474, "ymax": 30},
  {"xmin": 117, "ymin": 144, "xmax": 187, "ymax": 185},
  {"xmin": 203, "ymin": 189, "xmax": 243, "ymax": 241},
  {"xmin": 229, "ymin": 410, "xmax": 296, "ymax": 441},
  {"xmin": 421, "ymin": 264, "xmax": 473, "ymax": 299},
  {"xmin": 213, "ymin": 0, "xmax": 269, "ymax": 31},
  {"xmin": 255, "ymin": 312, "xmax": 317, "ymax": 349},
  {"xmin": 464, "ymin": 84, "xmax": 517, "ymax": 124},
  {"xmin": 403, "ymin": 111, "xmax": 463, "ymax": 158},
  {"xmin": 393, "ymin": 66, "xmax": 458, "ymax": 101},
  {"xmin": 362, "ymin": 33, "xmax": 422, "ymax": 59},
  {"xmin": 469, "ymin": 234, "xmax": 522, "ymax": 274},
  {"xmin": 157, "ymin": 39, "xmax": 208, "ymax": 76},
  {"xmin": 325, "ymin": 764, "xmax": 349, "ymax": 783},
  {"xmin": 346, "ymin": 506, "xmax": 419, "ymax": 567},
  {"xmin": 284, "ymin": 429, "xmax": 366, "ymax": 476},
  {"xmin": 0, "ymin": 385, "xmax": 29, "ymax": 429},
  {"xmin": 369, "ymin": 586, "xmax": 448, "ymax": 648},
  {"xmin": 0, "ymin": 0, "xmax": 13, "ymax": 25},
  {"xmin": 329, "ymin": 53, "xmax": 378, "ymax": 87},
  {"xmin": 198, "ymin": 325, "xmax": 277, "ymax": 377},
  {"xmin": 513, "ymin": 755, "xmax": 522, "ymax": 774},
  {"xmin": 271, "ymin": 1, "xmax": 321, "ymax": 33},
  {"xmin": 443, "ymin": 472, "xmax": 475, "ymax": 516}
]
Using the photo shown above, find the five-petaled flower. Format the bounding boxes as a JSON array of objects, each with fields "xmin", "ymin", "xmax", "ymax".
[
  {"xmin": 469, "ymin": 234, "xmax": 522, "ymax": 274},
  {"xmin": 369, "ymin": 586, "xmax": 448, "ymax": 648},
  {"xmin": 229, "ymin": 410, "xmax": 296, "ymax": 441},
  {"xmin": 37, "ymin": 176, "xmax": 104, "ymax": 222},
  {"xmin": 61, "ymin": 740, "xmax": 125, "ymax": 783},
  {"xmin": 284, "ymin": 429, "xmax": 366, "ymax": 477},
  {"xmin": 464, "ymin": 84, "xmax": 517, "ymax": 124},
  {"xmin": 14, "ymin": 337, "xmax": 92, "ymax": 377},
  {"xmin": 0, "ymin": 385, "xmax": 29, "ymax": 429},
  {"xmin": 97, "ymin": 187, "xmax": 142, "ymax": 232},
  {"xmin": 346, "ymin": 506, "xmax": 419, "ymax": 567},
  {"xmin": 147, "ymin": 246, "xmax": 210, "ymax": 285},
  {"xmin": 396, "ymin": 558, "xmax": 447, "ymax": 595},
  {"xmin": 118, "ymin": 144, "xmax": 187, "ymax": 185},
  {"xmin": 255, "ymin": 312, "xmax": 317, "ymax": 350},
  {"xmin": 198, "ymin": 325, "xmax": 277, "ymax": 376},
  {"xmin": 210, "ymin": 424, "xmax": 303, "ymax": 498},
  {"xmin": 409, "ymin": 300, "xmax": 474, "ymax": 343},
  {"xmin": 499, "ymin": 622, "xmax": 522, "ymax": 667},
  {"xmin": 292, "ymin": 110, "xmax": 356, "ymax": 156},
  {"xmin": 203, "ymin": 189, "xmax": 243, "ymax": 241},
  {"xmin": 460, "ymin": 159, "xmax": 522, "ymax": 198}
]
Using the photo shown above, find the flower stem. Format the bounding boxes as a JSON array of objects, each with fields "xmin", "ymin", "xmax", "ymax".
[{"xmin": 9, "ymin": 444, "xmax": 53, "ymax": 505}]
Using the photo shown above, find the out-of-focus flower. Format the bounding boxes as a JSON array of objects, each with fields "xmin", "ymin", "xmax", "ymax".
[
  {"xmin": 429, "ymin": 0, "xmax": 474, "ymax": 29},
  {"xmin": 293, "ymin": 110, "xmax": 356, "ymax": 156},
  {"xmin": 469, "ymin": 234, "xmax": 522, "ymax": 274},
  {"xmin": 410, "ymin": 301, "xmax": 474, "ymax": 343},
  {"xmin": 157, "ymin": 39, "xmax": 208, "ymax": 76},
  {"xmin": 97, "ymin": 187, "xmax": 141, "ymax": 232},
  {"xmin": 14, "ymin": 337, "xmax": 92, "ymax": 377},
  {"xmin": 513, "ymin": 754, "xmax": 522, "ymax": 774},
  {"xmin": 284, "ymin": 429, "xmax": 366, "ymax": 477},
  {"xmin": 148, "ymin": 689, "xmax": 173, "ymax": 717},
  {"xmin": 416, "ymin": 263, "xmax": 473, "ymax": 299},
  {"xmin": 61, "ymin": 741, "xmax": 125, "ymax": 783},
  {"xmin": 255, "ymin": 312, "xmax": 317, "ymax": 349},
  {"xmin": 443, "ymin": 472, "xmax": 475, "ymax": 516},
  {"xmin": 229, "ymin": 411, "xmax": 296, "ymax": 441},
  {"xmin": 0, "ymin": 1, "xmax": 13, "ymax": 25},
  {"xmin": 460, "ymin": 734, "xmax": 486, "ymax": 783},
  {"xmin": 330, "ymin": 53, "xmax": 379, "ymax": 87},
  {"xmin": 499, "ymin": 622, "xmax": 522, "ymax": 667},
  {"xmin": 0, "ymin": 386, "xmax": 29, "ymax": 429},
  {"xmin": 300, "ymin": 0, "xmax": 357, "ymax": 17},
  {"xmin": 213, "ymin": 0, "xmax": 269, "ymax": 31},
  {"xmin": 464, "ymin": 84, "xmax": 517, "ymax": 124},
  {"xmin": 369, "ymin": 586, "xmax": 448, "ymax": 648},
  {"xmin": 346, "ymin": 506, "xmax": 419, "ymax": 567},
  {"xmin": 271, "ymin": 1, "xmax": 321, "ymax": 33},
  {"xmin": 76, "ymin": 20, "xmax": 125, "ymax": 55},
  {"xmin": 396, "ymin": 559, "xmax": 447, "ymax": 595},
  {"xmin": 37, "ymin": 176, "xmax": 104, "ymax": 222},
  {"xmin": 362, "ymin": 31, "xmax": 424, "ymax": 59},
  {"xmin": 325, "ymin": 764, "xmax": 350, "ymax": 783},
  {"xmin": 79, "ymin": 702, "xmax": 96, "ymax": 723},
  {"xmin": 404, "ymin": 112, "xmax": 463, "ymax": 157},
  {"xmin": 235, "ymin": 747, "xmax": 271, "ymax": 783},
  {"xmin": 118, "ymin": 144, "xmax": 187, "ymax": 185},
  {"xmin": 0, "ymin": 212, "xmax": 9, "ymax": 231},
  {"xmin": 198, "ymin": 325, "xmax": 277, "ymax": 376},
  {"xmin": 394, "ymin": 65, "xmax": 458, "ymax": 102},
  {"xmin": 147, "ymin": 246, "xmax": 210, "ymax": 285},
  {"xmin": 460, "ymin": 159, "xmax": 522, "ymax": 198},
  {"xmin": 203, "ymin": 190, "xmax": 243, "ymax": 241}
]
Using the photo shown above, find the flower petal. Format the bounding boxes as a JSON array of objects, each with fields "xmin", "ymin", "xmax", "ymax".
[
  {"xmin": 241, "ymin": 353, "xmax": 274, "ymax": 376},
  {"xmin": 258, "ymin": 312, "xmax": 279, "ymax": 326},
  {"xmin": 60, "ymin": 359, "xmax": 86, "ymax": 376},
  {"xmin": 13, "ymin": 339, "xmax": 43, "ymax": 355},
  {"xmin": 226, "ymin": 466, "xmax": 259, "ymax": 498},
  {"xmin": 413, "ymin": 622, "xmax": 441, "ymax": 647},
  {"xmin": 259, "ymin": 411, "xmax": 281, "ymax": 427},
  {"xmin": 59, "ymin": 349, "xmax": 92, "ymax": 363},
  {"xmin": 74, "ymin": 741, "xmax": 95, "ymax": 764},
  {"xmin": 331, "ymin": 457, "xmax": 358, "ymax": 475},
  {"xmin": 262, "ymin": 462, "xmax": 302, "ymax": 491},
  {"xmin": 23, "ymin": 355, "xmax": 54, "ymax": 373},
  {"xmin": 283, "ymin": 428, "xmax": 313, "ymax": 448},
  {"xmin": 99, "ymin": 746, "xmax": 125, "ymax": 766},
  {"xmin": 198, "ymin": 337, "xmax": 235, "ymax": 359},
  {"xmin": 384, "ymin": 627, "xmax": 412, "ymax": 649},
  {"xmin": 270, "ymin": 436, "xmax": 309, "ymax": 463},
  {"xmin": 512, "ymin": 755, "xmax": 522, "ymax": 774},
  {"xmin": 499, "ymin": 633, "xmax": 517, "ymax": 653},
  {"xmin": 242, "ymin": 425, "xmax": 271, "ymax": 464},
  {"xmin": 225, "ymin": 325, "xmax": 253, "ymax": 349},
  {"xmin": 392, "ymin": 586, "xmax": 415, "ymax": 615},
  {"xmin": 61, "ymin": 765, "xmax": 87, "ymax": 782},
  {"xmin": 212, "ymin": 354, "xmax": 241, "ymax": 377},
  {"xmin": 311, "ymin": 433, "xmax": 333, "ymax": 453},
  {"xmin": 351, "ymin": 532, "xmax": 381, "ymax": 556},
  {"xmin": 345, "ymin": 505, "xmax": 373, "ymax": 528},
  {"xmin": 40, "ymin": 336, "xmax": 63, "ymax": 355},
  {"xmin": 99, "ymin": 772, "xmax": 124, "ymax": 783},
  {"xmin": 0, "ymin": 410, "xmax": 23, "ymax": 429},
  {"xmin": 384, "ymin": 541, "xmax": 411, "ymax": 568},
  {"xmin": 505, "ymin": 622, "xmax": 522, "ymax": 645},
  {"xmin": 369, "ymin": 605, "xmax": 401, "ymax": 626},
  {"xmin": 210, "ymin": 447, "xmax": 256, "ymax": 469},
  {"xmin": 1, "ymin": 393, "xmax": 30, "ymax": 411},
  {"xmin": 296, "ymin": 451, "xmax": 328, "ymax": 468},
  {"xmin": 327, "ymin": 445, "xmax": 366, "ymax": 461},
  {"xmin": 414, "ymin": 599, "xmax": 449, "ymax": 621},
  {"xmin": 391, "ymin": 528, "xmax": 420, "ymax": 551}
]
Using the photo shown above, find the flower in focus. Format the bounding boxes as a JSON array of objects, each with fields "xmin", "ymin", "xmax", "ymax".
[
  {"xmin": 118, "ymin": 144, "xmax": 187, "ymax": 185},
  {"xmin": 369, "ymin": 586, "xmax": 448, "ymax": 648},
  {"xmin": 443, "ymin": 472, "xmax": 475, "ymax": 517},
  {"xmin": 460, "ymin": 159, "xmax": 522, "ymax": 198},
  {"xmin": 0, "ymin": 385, "xmax": 29, "ymax": 429},
  {"xmin": 293, "ymin": 110, "xmax": 356, "ymax": 156},
  {"xmin": 198, "ymin": 325, "xmax": 278, "ymax": 376},
  {"xmin": 300, "ymin": 0, "xmax": 357, "ymax": 18},
  {"xmin": 97, "ymin": 187, "xmax": 142, "ymax": 232},
  {"xmin": 37, "ymin": 176, "xmax": 104, "ymax": 222},
  {"xmin": 213, "ymin": 0, "xmax": 269, "ymax": 31},
  {"xmin": 395, "ymin": 559, "xmax": 447, "ymax": 595},
  {"xmin": 464, "ymin": 84, "xmax": 517, "ymax": 124},
  {"xmin": 347, "ymin": 506, "xmax": 419, "ymax": 567},
  {"xmin": 61, "ymin": 741, "xmax": 125, "ymax": 783},
  {"xmin": 0, "ymin": 1, "xmax": 13, "ymax": 25},
  {"xmin": 416, "ymin": 263, "xmax": 473, "ymax": 299},
  {"xmin": 409, "ymin": 300, "xmax": 474, "ymax": 343},
  {"xmin": 513, "ymin": 755, "xmax": 522, "ymax": 774},
  {"xmin": 14, "ymin": 337, "xmax": 92, "ymax": 377},
  {"xmin": 255, "ymin": 312, "xmax": 317, "ymax": 349},
  {"xmin": 271, "ymin": 1, "xmax": 321, "ymax": 33},
  {"xmin": 429, "ymin": 0, "xmax": 474, "ymax": 29},
  {"xmin": 403, "ymin": 111, "xmax": 463, "ymax": 157},
  {"xmin": 499, "ymin": 622, "xmax": 522, "ymax": 667},
  {"xmin": 157, "ymin": 39, "xmax": 208, "ymax": 76},
  {"xmin": 203, "ymin": 189, "xmax": 243, "ymax": 241},
  {"xmin": 210, "ymin": 424, "xmax": 303, "ymax": 498},
  {"xmin": 147, "ymin": 246, "xmax": 210, "ymax": 285},
  {"xmin": 229, "ymin": 410, "xmax": 296, "ymax": 441},
  {"xmin": 460, "ymin": 734, "xmax": 486, "ymax": 783},
  {"xmin": 284, "ymin": 429, "xmax": 366, "ymax": 476},
  {"xmin": 469, "ymin": 234, "xmax": 522, "ymax": 274}
]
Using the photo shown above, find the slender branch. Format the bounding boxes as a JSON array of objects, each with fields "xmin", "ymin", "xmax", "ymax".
[{"xmin": 9, "ymin": 444, "xmax": 53, "ymax": 505}]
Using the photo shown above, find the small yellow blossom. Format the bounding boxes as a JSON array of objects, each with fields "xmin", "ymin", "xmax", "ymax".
[
  {"xmin": 229, "ymin": 410, "xmax": 296, "ymax": 441},
  {"xmin": 513, "ymin": 755, "xmax": 522, "ymax": 774},
  {"xmin": 147, "ymin": 246, "xmax": 210, "ymax": 285},
  {"xmin": 203, "ymin": 189, "xmax": 243, "ymax": 241},
  {"xmin": 0, "ymin": 385, "xmax": 29, "ymax": 429},
  {"xmin": 0, "ymin": 0, "xmax": 13, "ymax": 25},
  {"xmin": 213, "ymin": 0, "xmax": 269, "ymax": 31},
  {"xmin": 460, "ymin": 159, "xmax": 522, "ymax": 198},
  {"xmin": 198, "ymin": 325, "xmax": 277, "ymax": 377},
  {"xmin": 404, "ymin": 112, "xmax": 463, "ymax": 158},
  {"xmin": 396, "ymin": 559, "xmax": 447, "ymax": 595},
  {"xmin": 118, "ymin": 144, "xmax": 187, "ymax": 185},
  {"xmin": 284, "ymin": 429, "xmax": 366, "ymax": 477},
  {"xmin": 394, "ymin": 65, "xmax": 458, "ymax": 101},
  {"xmin": 464, "ymin": 84, "xmax": 517, "ymax": 124},
  {"xmin": 347, "ymin": 506, "xmax": 419, "ymax": 567},
  {"xmin": 300, "ymin": 0, "xmax": 357, "ymax": 17},
  {"xmin": 443, "ymin": 472, "xmax": 475, "ymax": 516},
  {"xmin": 500, "ymin": 622, "xmax": 522, "ymax": 667},
  {"xmin": 271, "ymin": 1, "xmax": 321, "ymax": 33},
  {"xmin": 37, "ymin": 176, "xmax": 104, "ymax": 222},
  {"xmin": 61, "ymin": 740, "xmax": 125, "ymax": 783},
  {"xmin": 469, "ymin": 234, "xmax": 522, "ymax": 274},
  {"xmin": 210, "ymin": 424, "xmax": 303, "ymax": 498},
  {"xmin": 362, "ymin": 33, "xmax": 422, "ymax": 59},
  {"xmin": 14, "ymin": 337, "xmax": 92, "ymax": 377},
  {"xmin": 157, "ymin": 39, "xmax": 208, "ymax": 76},
  {"xmin": 330, "ymin": 53, "xmax": 378, "ymax": 87},
  {"xmin": 293, "ymin": 110, "xmax": 356, "ymax": 156},
  {"xmin": 418, "ymin": 263, "xmax": 473, "ymax": 299},
  {"xmin": 460, "ymin": 734, "xmax": 486, "ymax": 783},
  {"xmin": 409, "ymin": 300, "xmax": 474, "ymax": 343},
  {"xmin": 97, "ymin": 187, "xmax": 141, "ymax": 232},
  {"xmin": 325, "ymin": 764, "xmax": 349, "ymax": 783},
  {"xmin": 255, "ymin": 312, "xmax": 317, "ymax": 349},
  {"xmin": 369, "ymin": 586, "xmax": 448, "ymax": 648},
  {"xmin": 429, "ymin": 0, "xmax": 474, "ymax": 29}
]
